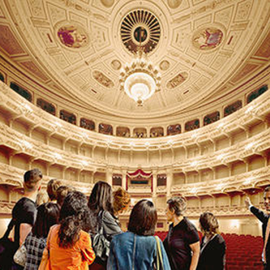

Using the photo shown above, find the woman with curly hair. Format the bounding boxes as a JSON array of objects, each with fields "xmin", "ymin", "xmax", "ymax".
[
  {"xmin": 43, "ymin": 191, "xmax": 95, "ymax": 269},
  {"xmin": 197, "ymin": 212, "xmax": 226, "ymax": 270},
  {"xmin": 113, "ymin": 187, "xmax": 130, "ymax": 218},
  {"xmin": 88, "ymin": 181, "xmax": 122, "ymax": 270}
]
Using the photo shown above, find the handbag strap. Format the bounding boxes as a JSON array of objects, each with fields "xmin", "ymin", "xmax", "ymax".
[
  {"xmin": 97, "ymin": 211, "xmax": 105, "ymax": 234},
  {"xmin": 155, "ymin": 236, "xmax": 164, "ymax": 270},
  {"xmin": 3, "ymin": 218, "xmax": 16, "ymax": 239}
]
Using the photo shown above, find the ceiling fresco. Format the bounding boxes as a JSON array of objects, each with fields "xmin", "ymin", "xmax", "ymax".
[{"xmin": 0, "ymin": 0, "xmax": 269, "ymax": 120}]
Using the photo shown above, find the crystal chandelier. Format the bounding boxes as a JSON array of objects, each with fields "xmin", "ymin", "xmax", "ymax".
[{"xmin": 119, "ymin": 49, "xmax": 161, "ymax": 106}]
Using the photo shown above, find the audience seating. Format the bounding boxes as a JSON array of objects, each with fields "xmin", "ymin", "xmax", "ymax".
[{"xmin": 155, "ymin": 232, "xmax": 264, "ymax": 270}]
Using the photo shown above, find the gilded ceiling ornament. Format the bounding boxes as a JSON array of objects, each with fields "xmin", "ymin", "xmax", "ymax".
[
  {"xmin": 100, "ymin": 0, "xmax": 114, "ymax": 8},
  {"xmin": 167, "ymin": 0, "xmax": 182, "ymax": 9},
  {"xmin": 159, "ymin": 60, "xmax": 170, "ymax": 71},
  {"xmin": 111, "ymin": 60, "xmax": 122, "ymax": 70},
  {"xmin": 120, "ymin": 10, "xmax": 161, "ymax": 54},
  {"xmin": 93, "ymin": 71, "xmax": 114, "ymax": 88}
]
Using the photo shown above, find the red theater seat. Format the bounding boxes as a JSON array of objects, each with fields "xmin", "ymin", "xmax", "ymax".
[{"xmin": 155, "ymin": 231, "xmax": 264, "ymax": 269}]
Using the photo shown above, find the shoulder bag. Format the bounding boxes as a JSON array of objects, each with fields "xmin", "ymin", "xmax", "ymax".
[
  {"xmin": 0, "ymin": 218, "xmax": 17, "ymax": 270},
  {"xmin": 92, "ymin": 211, "xmax": 110, "ymax": 261},
  {"xmin": 13, "ymin": 242, "xmax": 27, "ymax": 267}
]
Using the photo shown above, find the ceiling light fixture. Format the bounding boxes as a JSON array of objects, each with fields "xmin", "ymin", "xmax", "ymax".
[{"xmin": 119, "ymin": 48, "xmax": 161, "ymax": 106}]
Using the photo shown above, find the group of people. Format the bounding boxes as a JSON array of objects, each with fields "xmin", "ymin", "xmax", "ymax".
[{"xmin": 5, "ymin": 168, "xmax": 229, "ymax": 269}]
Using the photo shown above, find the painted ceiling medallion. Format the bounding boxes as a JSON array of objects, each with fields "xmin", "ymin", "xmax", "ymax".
[
  {"xmin": 192, "ymin": 27, "xmax": 223, "ymax": 51},
  {"xmin": 120, "ymin": 10, "xmax": 161, "ymax": 54},
  {"xmin": 56, "ymin": 22, "xmax": 89, "ymax": 49}
]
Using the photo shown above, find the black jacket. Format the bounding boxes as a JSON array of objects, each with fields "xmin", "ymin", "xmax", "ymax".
[
  {"xmin": 197, "ymin": 234, "xmax": 226, "ymax": 270},
  {"xmin": 250, "ymin": 205, "xmax": 270, "ymax": 266},
  {"xmin": 250, "ymin": 205, "xmax": 269, "ymax": 240}
]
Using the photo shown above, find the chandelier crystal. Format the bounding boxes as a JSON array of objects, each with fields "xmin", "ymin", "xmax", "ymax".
[{"xmin": 119, "ymin": 50, "xmax": 161, "ymax": 106}]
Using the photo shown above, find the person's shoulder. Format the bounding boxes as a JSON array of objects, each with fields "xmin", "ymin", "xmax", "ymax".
[
  {"xmin": 110, "ymin": 231, "xmax": 127, "ymax": 243},
  {"xmin": 49, "ymin": 224, "xmax": 60, "ymax": 235},
  {"xmin": 183, "ymin": 217, "xmax": 197, "ymax": 231},
  {"xmin": 13, "ymin": 197, "xmax": 28, "ymax": 208},
  {"xmin": 215, "ymin": 234, "xmax": 226, "ymax": 244},
  {"xmin": 12, "ymin": 197, "xmax": 36, "ymax": 217},
  {"xmin": 80, "ymin": 229, "xmax": 91, "ymax": 243},
  {"xmin": 102, "ymin": 210, "xmax": 116, "ymax": 222},
  {"xmin": 20, "ymin": 197, "xmax": 36, "ymax": 209},
  {"xmin": 135, "ymin": 234, "xmax": 157, "ymax": 245}
]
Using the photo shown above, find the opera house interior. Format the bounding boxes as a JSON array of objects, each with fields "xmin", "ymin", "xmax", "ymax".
[{"xmin": 0, "ymin": 0, "xmax": 269, "ymax": 268}]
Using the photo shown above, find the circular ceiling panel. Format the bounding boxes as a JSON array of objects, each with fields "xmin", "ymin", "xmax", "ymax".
[{"xmin": 120, "ymin": 10, "xmax": 161, "ymax": 54}]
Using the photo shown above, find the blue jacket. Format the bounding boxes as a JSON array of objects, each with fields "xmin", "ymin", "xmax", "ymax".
[{"xmin": 107, "ymin": 231, "xmax": 171, "ymax": 270}]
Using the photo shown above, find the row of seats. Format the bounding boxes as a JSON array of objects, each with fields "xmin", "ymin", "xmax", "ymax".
[{"xmin": 154, "ymin": 232, "xmax": 264, "ymax": 270}]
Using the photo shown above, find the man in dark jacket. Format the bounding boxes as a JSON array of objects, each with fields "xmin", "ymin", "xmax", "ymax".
[{"xmin": 245, "ymin": 186, "xmax": 270, "ymax": 269}]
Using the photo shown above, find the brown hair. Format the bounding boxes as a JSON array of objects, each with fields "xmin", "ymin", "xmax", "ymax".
[
  {"xmin": 128, "ymin": 199, "xmax": 157, "ymax": 236},
  {"xmin": 47, "ymin": 179, "xmax": 62, "ymax": 200},
  {"xmin": 113, "ymin": 188, "xmax": 130, "ymax": 214},
  {"xmin": 32, "ymin": 202, "xmax": 60, "ymax": 238},
  {"xmin": 88, "ymin": 181, "xmax": 114, "ymax": 215},
  {"xmin": 24, "ymin": 168, "xmax": 42, "ymax": 192},
  {"xmin": 199, "ymin": 212, "xmax": 219, "ymax": 236},
  {"xmin": 167, "ymin": 196, "xmax": 187, "ymax": 216},
  {"xmin": 57, "ymin": 185, "xmax": 74, "ymax": 206},
  {"xmin": 59, "ymin": 191, "xmax": 91, "ymax": 248}
]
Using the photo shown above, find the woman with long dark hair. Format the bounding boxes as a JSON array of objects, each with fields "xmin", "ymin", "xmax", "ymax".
[
  {"xmin": 45, "ymin": 191, "xmax": 95, "ymax": 269},
  {"xmin": 88, "ymin": 181, "xmax": 122, "ymax": 270},
  {"xmin": 107, "ymin": 199, "xmax": 170, "ymax": 270},
  {"xmin": 24, "ymin": 202, "xmax": 59, "ymax": 269}
]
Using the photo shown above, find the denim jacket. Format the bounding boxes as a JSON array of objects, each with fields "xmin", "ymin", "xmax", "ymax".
[{"xmin": 107, "ymin": 231, "xmax": 171, "ymax": 270}]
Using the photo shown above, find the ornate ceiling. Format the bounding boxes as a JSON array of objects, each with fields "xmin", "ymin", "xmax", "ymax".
[{"xmin": 0, "ymin": 0, "xmax": 269, "ymax": 121}]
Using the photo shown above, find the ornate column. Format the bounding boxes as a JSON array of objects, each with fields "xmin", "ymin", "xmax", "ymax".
[
  {"xmin": 106, "ymin": 168, "xmax": 113, "ymax": 186},
  {"xmin": 152, "ymin": 171, "xmax": 157, "ymax": 206},
  {"xmin": 166, "ymin": 169, "xmax": 173, "ymax": 200},
  {"xmin": 121, "ymin": 170, "xmax": 127, "ymax": 190}
]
